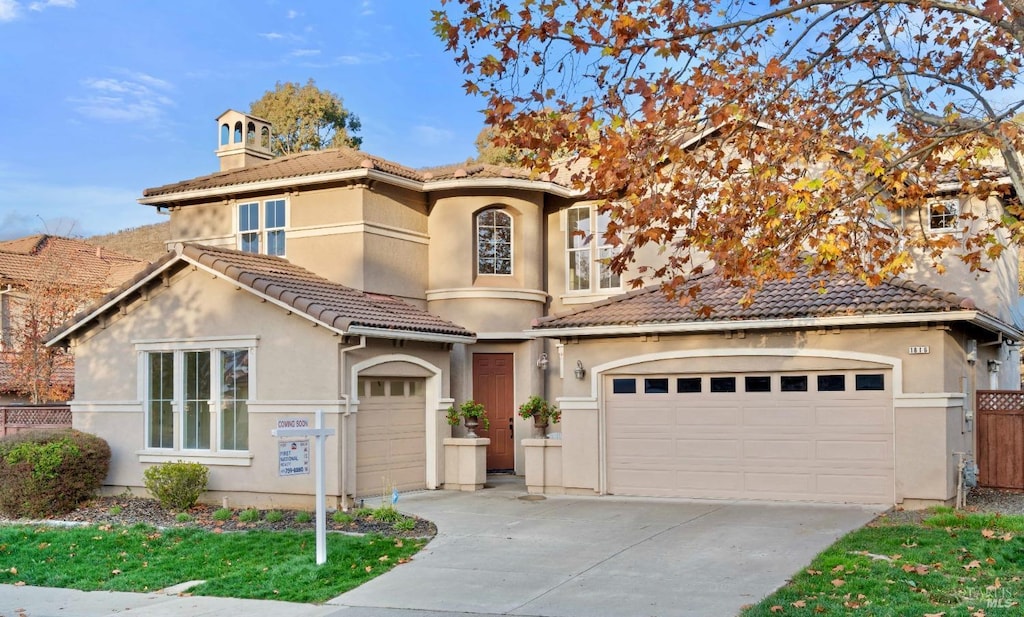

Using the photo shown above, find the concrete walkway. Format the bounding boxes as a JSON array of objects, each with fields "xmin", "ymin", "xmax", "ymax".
[{"xmin": 2, "ymin": 477, "xmax": 882, "ymax": 617}]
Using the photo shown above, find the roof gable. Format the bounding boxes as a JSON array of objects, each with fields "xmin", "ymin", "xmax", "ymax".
[
  {"xmin": 47, "ymin": 243, "xmax": 474, "ymax": 346},
  {"xmin": 0, "ymin": 234, "xmax": 148, "ymax": 289}
]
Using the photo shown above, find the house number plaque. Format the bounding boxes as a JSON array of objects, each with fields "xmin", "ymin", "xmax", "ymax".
[{"xmin": 908, "ymin": 346, "xmax": 930, "ymax": 354}]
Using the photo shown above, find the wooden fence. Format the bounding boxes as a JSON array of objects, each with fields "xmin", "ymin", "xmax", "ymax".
[
  {"xmin": 0, "ymin": 404, "xmax": 72, "ymax": 437},
  {"xmin": 976, "ymin": 390, "xmax": 1024, "ymax": 490}
]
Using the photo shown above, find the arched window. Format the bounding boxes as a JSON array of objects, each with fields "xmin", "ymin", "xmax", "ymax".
[
  {"xmin": 246, "ymin": 122, "xmax": 256, "ymax": 145},
  {"xmin": 476, "ymin": 208, "xmax": 512, "ymax": 275},
  {"xmin": 260, "ymin": 126, "xmax": 270, "ymax": 148},
  {"xmin": 233, "ymin": 122, "xmax": 243, "ymax": 143},
  {"xmin": 220, "ymin": 124, "xmax": 230, "ymax": 146}
]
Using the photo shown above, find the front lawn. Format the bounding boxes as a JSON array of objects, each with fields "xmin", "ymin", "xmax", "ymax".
[
  {"xmin": 0, "ymin": 523, "xmax": 425, "ymax": 603},
  {"xmin": 742, "ymin": 508, "xmax": 1024, "ymax": 616}
]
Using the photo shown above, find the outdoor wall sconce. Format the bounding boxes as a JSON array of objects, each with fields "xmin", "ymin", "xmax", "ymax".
[
  {"xmin": 537, "ymin": 353, "xmax": 549, "ymax": 371},
  {"xmin": 574, "ymin": 360, "xmax": 586, "ymax": 380},
  {"xmin": 988, "ymin": 359, "xmax": 1002, "ymax": 373}
]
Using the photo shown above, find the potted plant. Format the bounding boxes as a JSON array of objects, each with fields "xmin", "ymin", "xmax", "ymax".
[
  {"xmin": 518, "ymin": 395, "xmax": 561, "ymax": 430},
  {"xmin": 446, "ymin": 400, "xmax": 490, "ymax": 438}
]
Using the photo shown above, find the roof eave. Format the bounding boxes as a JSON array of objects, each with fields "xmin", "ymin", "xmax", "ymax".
[
  {"xmin": 347, "ymin": 325, "xmax": 476, "ymax": 345},
  {"xmin": 529, "ymin": 310, "xmax": 1024, "ymax": 340}
]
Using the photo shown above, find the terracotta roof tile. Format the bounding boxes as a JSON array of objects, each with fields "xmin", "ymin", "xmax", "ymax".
[
  {"xmin": 0, "ymin": 235, "xmax": 149, "ymax": 289},
  {"xmin": 0, "ymin": 355, "xmax": 74, "ymax": 394},
  {"xmin": 179, "ymin": 244, "xmax": 473, "ymax": 339},
  {"xmin": 534, "ymin": 270, "xmax": 976, "ymax": 330}
]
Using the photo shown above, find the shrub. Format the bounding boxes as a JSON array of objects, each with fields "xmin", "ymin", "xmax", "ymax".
[
  {"xmin": 264, "ymin": 510, "xmax": 284, "ymax": 523},
  {"xmin": 332, "ymin": 510, "xmax": 353, "ymax": 524},
  {"xmin": 142, "ymin": 461, "xmax": 209, "ymax": 511},
  {"xmin": 373, "ymin": 505, "xmax": 403, "ymax": 523},
  {"xmin": 295, "ymin": 511, "xmax": 313, "ymax": 523},
  {"xmin": 239, "ymin": 508, "xmax": 260, "ymax": 522},
  {"xmin": 175, "ymin": 512, "xmax": 192, "ymax": 523},
  {"xmin": 212, "ymin": 507, "xmax": 233, "ymax": 521},
  {"xmin": 0, "ymin": 429, "xmax": 111, "ymax": 518},
  {"xmin": 393, "ymin": 518, "xmax": 416, "ymax": 531}
]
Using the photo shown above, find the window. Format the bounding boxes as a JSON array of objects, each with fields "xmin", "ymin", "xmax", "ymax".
[
  {"xmin": 238, "ymin": 199, "xmax": 287, "ymax": 256},
  {"xmin": 144, "ymin": 345, "xmax": 251, "ymax": 452},
  {"xmin": 567, "ymin": 205, "xmax": 620, "ymax": 292},
  {"xmin": 855, "ymin": 374, "xmax": 885, "ymax": 391},
  {"xmin": 233, "ymin": 121, "xmax": 243, "ymax": 143},
  {"xmin": 220, "ymin": 124, "xmax": 230, "ymax": 146},
  {"xmin": 644, "ymin": 378, "xmax": 670, "ymax": 394},
  {"xmin": 745, "ymin": 376, "xmax": 772, "ymax": 392},
  {"xmin": 677, "ymin": 377, "xmax": 702, "ymax": 393},
  {"xmin": 817, "ymin": 374, "xmax": 846, "ymax": 392},
  {"xmin": 246, "ymin": 122, "xmax": 256, "ymax": 145},
  {"xmin": 476, "ymin": 208, "xmax": 512, "ymax": 275},
  {"xmin": 780, "ymin": 375, "xmax": 808, "ymax": 392},
  {"xmin": 710, "ymin": 377, "xmax": 736, "ymax": 393},
  {"xmin": 260, "ymin": 126, "xmax": 270, "ymax": 148},
  {"xmin": 928, "ymin": 199, "xmax": 959, "ymax": 231},
  {"xmin": 612, "ymin": 378, "xmax": 637, "ymax": 394}
]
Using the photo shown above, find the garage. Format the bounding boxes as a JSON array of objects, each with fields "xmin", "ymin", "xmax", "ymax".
[
  {"xmin": 356, "ymin": 377, "xmax": 427, "ymax": 497},
  {"xmin": 605, "ymin": 368, "xmax": 894, "ymax": 504}
]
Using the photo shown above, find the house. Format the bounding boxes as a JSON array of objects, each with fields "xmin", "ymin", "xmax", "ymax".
[
  {"xmin": 0, "ymin": 235, "xmax": 147, "ymax": 404},
  {"xmin": 47, "ymin": 110, "xmax": 1023, "ymax": 508}
]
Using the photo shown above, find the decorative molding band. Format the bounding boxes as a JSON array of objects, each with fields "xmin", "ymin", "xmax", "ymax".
[
  {"xmin": 893, "ymin": 393, "xmax": 966, "ymax": 408},
  {"xmin": 247, "ymin": 401, "xmax": 345, "ymax": 413},
  {"xmin": 70, "ymin": 401, "xmax": 142, "ymax": 413},
  {"xmin": 555, "ymin": 397, "xmax": 599, "ymax": 411},
  {"xmin": 289, "ymin": 221, "xmax": 430, "ymax": 245},
  {"xmin": 426, "ymin": 287, "xmax": 548, "ymax": 303}
]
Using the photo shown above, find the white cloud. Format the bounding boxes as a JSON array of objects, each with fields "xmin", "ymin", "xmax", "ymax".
[
  {"xmin": 289, "ymin": 48, "xmax": 320, "ymax": 57},
  {"xmin": 286, "ymin": 9, "xmax": 301, "ymax": 19},
  {"xmin": 360, "ymin": 0, "xmax": 373, "ymax": 16},
  {"xmin": 70, "ymin": 70, "xmax": 175, "ymax": 124},
  {"xmin": 259, "ymin": 31, "xmax": 284, "ymax": 40},
  {"xmin": 0, "ymin": 0, "xmax": 20, "ymax": 22},
  {"xmin": 413, "ymin": 125, "xmax": 455, "ymax": 147},
  {"xmin": 333, "ymin": 51, "xmax": 392, "ymax": 65},
  {"xmin": 28, "ymin": 0, "xmax": 74, "ymax": 11}
]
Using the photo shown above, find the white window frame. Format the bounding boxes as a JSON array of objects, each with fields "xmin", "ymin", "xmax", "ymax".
[
  {"xmin": 927, "ymin": 198, "xmax": 960, "ymax": 232},
  {"xmin": 565, "ymin": 204, "xmax": 621, "ymax": 294},
  {"xmin": 476, "ymin": 208, "xmax": 513, "ymax": 276},
  {"xmin": 136, "ymin": 336, "xmax": 258, "ymax": 466},
  {"xmin": 237, "ymin": 199, "xmax": 288, "ymax": 256}
]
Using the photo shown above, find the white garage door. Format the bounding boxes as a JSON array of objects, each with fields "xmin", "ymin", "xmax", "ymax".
[
  {"xmin": 356, "ymin": 378, "xmax": 427, "ymax": 497},
  {"xmin": 605, "ymin": 369, "xmax": 894, "ymax": 504}
]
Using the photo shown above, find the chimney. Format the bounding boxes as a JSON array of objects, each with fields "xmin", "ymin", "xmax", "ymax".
[{"xmin": 215, "ymin": 109, "xmax": 274, "ymax": 171}]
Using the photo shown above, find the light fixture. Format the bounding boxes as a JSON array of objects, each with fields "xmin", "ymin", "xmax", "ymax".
[
  {"xmin": 537, "ymin": 353, "xmax": 549, "ymax": 371},
  {"xmin": 988, "ymin": 359, "xmax": 1002, "ymax": 373},
  {"xmin": 574, "ymin": 360, "xmax": 586, "ymax": 380}
]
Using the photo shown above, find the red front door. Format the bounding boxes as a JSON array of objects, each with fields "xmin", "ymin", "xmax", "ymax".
[{"xmin": 473, "ymin": 353, "xmax": 515, "ymax": 471}]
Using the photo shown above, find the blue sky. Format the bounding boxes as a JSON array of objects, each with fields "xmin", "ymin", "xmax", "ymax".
[{"xmin": 0, "ymin": 0, "xmax": 486, "ymax": 239}]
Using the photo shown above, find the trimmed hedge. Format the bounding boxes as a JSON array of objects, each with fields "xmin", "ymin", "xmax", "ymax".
[
  {"xmin": 143, "ymin": 460, "xmax": 209, "ymax": 510},
  {"xmin": 0, "ymin": 429, "xmax": 111, "ymax": 518}
]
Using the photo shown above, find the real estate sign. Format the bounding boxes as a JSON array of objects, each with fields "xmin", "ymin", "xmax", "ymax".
[{"xmin": 278, "ymin": 439, "xmax": 310, "ymax": 476}]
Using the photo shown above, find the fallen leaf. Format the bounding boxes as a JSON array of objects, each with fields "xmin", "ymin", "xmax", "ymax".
[
  {"xmin": 14, "ymin": 581, "xmax": 25, "ymax": 586},
  {"xmin": 364, "ymin": 566, "xmax": 372, "ymax": 572},
  {"xmin": 901, "ymin": 542, "xmax": 918, "ymax": 548},
  {"xmin": 986, "ymin": 578, "xmax": 1001, "ymax": 591},
  {"xmin": 831, "ymin": 578, "xmax": 845, "ymax": 587},
  {"xmin": 972, "ymin": 610, "xmax": 986, "ymax": 617},
  {"xmin": 111, "ymin": 569, "xmax": 121, "ymax": 575},
  {"xmin": 964, "ymin": 560, "xmax": 981, "ymax": 570},
  {"xmin": 832, "ymin": 564, "xmax": 845, "ymax": 573},
  {"xmin": 395, "ymin": 540, "xmax": 404, "ymax": 547},
  {"xmin": 769, "ymin": 606, "xmax": 783, "ymax": 614},
  {"xmin": 378, "ymin": 555, "xmax": 389, "ymax": 562},
  {"xmin": 814, "ymin": 607, "xmax": 826, "ymax": 614},
  {"xmin": 982, "ymin": 529, "xmax": 995, "ymax": 538},
  {"xmin": 9, "ymin": 567, "xmax": 17, "ymax": 575},
  {"xmin": 806, "ymin": 569, "xmax": 822, "ymax": 576},
  {"xmin": 792, "ymin": 600, "xmax": 806, "ymax": 608},
  {"xmin": 1001, "ymin": 533, "xmax": 1014, "ymax": 542},
  {"xmin": 985, "ymin": 557, "xmax": 996, "ymax": 565},
  {"xmin": 923, "ymin": 613, "xmax": 945, "ymax": 617}
]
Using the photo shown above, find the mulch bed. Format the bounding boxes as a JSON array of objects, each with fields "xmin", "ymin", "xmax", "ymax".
[
  {"xmin": 870, "ymin": 486, "xmax": 1024, "ymax": 527},
  {"xmin": 0, "ymin": 495, "xmax": 436, "ymax": 539}
]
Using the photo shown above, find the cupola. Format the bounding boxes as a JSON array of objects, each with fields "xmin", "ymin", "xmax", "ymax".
[{"xmin": 215, "ymin": 109, "xmax": 273, "ymax": 171}]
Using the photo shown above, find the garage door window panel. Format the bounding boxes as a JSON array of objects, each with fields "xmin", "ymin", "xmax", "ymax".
[
  {"xmin": 855, "ymin": 374, "xmax": 885, "ymax": 391},
  {"xmin": 676, "ymin": 377, "xmax": 701, "ymax": 393},
  {"xmin": 817, "ymin": 374, "xmax": 846, "ymax": 392},
  {"xmin": 644, "ymin": 378, "xmax": 670, "ymax": 394},
  {"xmin": 710, "ymin": 377, "xmax": 737, "ymax": 393},
  {"xmin": 781, "ymin": 375, "xmax": 808, "ymax": 392},
  {"xmin": 612, "ymin": 378, "xmax": 637, "ymax": 394},
  {"xmin": 744, "ymin": 376, "xmax": 772, "ymax": 392}
]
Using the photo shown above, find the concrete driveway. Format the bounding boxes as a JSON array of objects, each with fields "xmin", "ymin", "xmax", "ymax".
[{"xmin": 329, "ymin": 476, "xmax": 883, "ymax": 617}]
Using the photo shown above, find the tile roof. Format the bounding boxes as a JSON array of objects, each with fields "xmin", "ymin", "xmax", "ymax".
[
  {"xmin": 0, "ymin": 355, "xmax": 74, "ymax": 394},
  {"xmin": 142, "ymin": 147, "xmax": 553, "ymax": 199},
  {"xmin": 179, "ymin": 244, "xmax": 473, "ymax": 339},
  {"xmin": 0, "ymin": 235, "xmax": 149, "ymax": 289},
  {"xmin": 534, "ymin": 270, "xmax": 979, "ymax": 330}
]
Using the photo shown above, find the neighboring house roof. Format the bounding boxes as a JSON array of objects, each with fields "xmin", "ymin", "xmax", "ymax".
[
  {"xmin": 47, "ymin": 243, "xmax": 476, "ymax": 346},
  {"xmin": 0, "ymin": 235, "xmax": 149, "ymax": 289},
  {"xmin": 531, "ymin": 270, "xmax": 1022, "ymax": 339},
  {"xmin": 139, "ymin": 148, "xmax": 576, "ymax": 203},
  {"xmin": 0, "ymin": 356, "xmax": 73, "ymax": 395}
]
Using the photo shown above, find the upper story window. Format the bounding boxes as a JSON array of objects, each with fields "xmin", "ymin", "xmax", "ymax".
[
  {"xmin": 567, "ymin": 204, "xmax": 620, "ymax": 292},
  {"xmin": 238, "ymin": 199, "xmax": 287, "ymax": 256},
  {"xmin": 928, "ymin": 198, "xmax": 959, "ymax": 231},
  {"xmin": 477, "ymin": 208, "xmax": 512, "ymax": 275}
]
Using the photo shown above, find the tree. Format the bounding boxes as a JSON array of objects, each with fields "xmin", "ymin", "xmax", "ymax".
[
  {"xmin": 473, "ymin": 125, "xmax": 522, "ymax": 165},
  {"xmin": 434, "ymin": 1, "xmax": 1024, "ymax": 301},
  {"xmin": 249, "ymin": 79, "xmax": 362, "ymax": 156},
  {"xmin": 1, "ymin": 262, "xmax": 99, "ymax": 404}
]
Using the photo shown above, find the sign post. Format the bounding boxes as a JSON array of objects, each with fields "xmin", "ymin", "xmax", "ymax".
[{"xmin": 271, "ymin": 409, "xmax": 336, "ymax": 565}]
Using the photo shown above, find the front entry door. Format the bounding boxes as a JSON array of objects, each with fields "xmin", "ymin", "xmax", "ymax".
[{"xmin": 473, "ymin": 353, "xmax": 515, "ymax": 471}]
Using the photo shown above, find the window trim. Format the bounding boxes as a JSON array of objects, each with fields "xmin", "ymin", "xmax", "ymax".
[
  {"xmin": 565, "ymin": 204, "xmax": 621, "ymax": 294},
  {"xmin": 927, "ymin": 198, "xmax": 960, "ymax": 232},
  {"xmin": 237, "ymin": 198, "xmax": 288, "ymax": 256},
  {"xmin": 475, "ymin": 208, "xmax": 513, "ymax": 276},
  {"xmin": 136, "ymin": 337, "xmax": 257, "ymax": 461}
]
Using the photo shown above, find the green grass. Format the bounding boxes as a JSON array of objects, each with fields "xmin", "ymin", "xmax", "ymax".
[
  {"xmin": 332, "ymin": 511, "xmax": 353, "ymax": 524},
  {"xmin": 238, "ymin": 509, "xmax": 259, "ymax": 523},
  {"xmin": 0, "ymin": 523, "xmax": 425, "ymax": 603},
  {"xmin": 264, "ymin": 510, "xmax": 284, "ymax": 523},
  {"xmin": 295, "ymin": 511, "xmax": 313, "ymax": 524},
  {"xmin": 742, "ymin": 511, "xmax": 1024, "ymax": 616},
  {"xmin": 212, "ymin": 508, "xmax": 232, "ymax": 522}
]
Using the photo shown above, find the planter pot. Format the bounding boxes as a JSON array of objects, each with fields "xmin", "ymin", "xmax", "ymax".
[
  {"xmin": 533, "ymin": 415, "xmax": 549, "ymax": 430},
  {"xmin": 464, "ymin": 416, "xmax": 480, "ymax": 438}
]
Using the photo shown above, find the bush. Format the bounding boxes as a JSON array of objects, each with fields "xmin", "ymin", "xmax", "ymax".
[
  {"xmin": 239, "ymin": 508, "xmax": 260, "ymax": 522},
  {"xmin": 0, "ymin": 429, "xmax": 111, "ymax": 518},
  {"xmin": 264, "ymin": 510, "xmax": 284, "ymax": 523},
  {"xmin": 295, "ymin": 511, "xmax": 313, "ymax": 523},
  {"xmin": 332, "ymin": 510, "xmax": 353, "ymax": 524},
  {"xmin": 142, "ymin": 461, "xmax": 209, "ymax": 511},
  {"xmin": 212, "ymin": 507, "xmax": 233, "ymax": 521}
]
